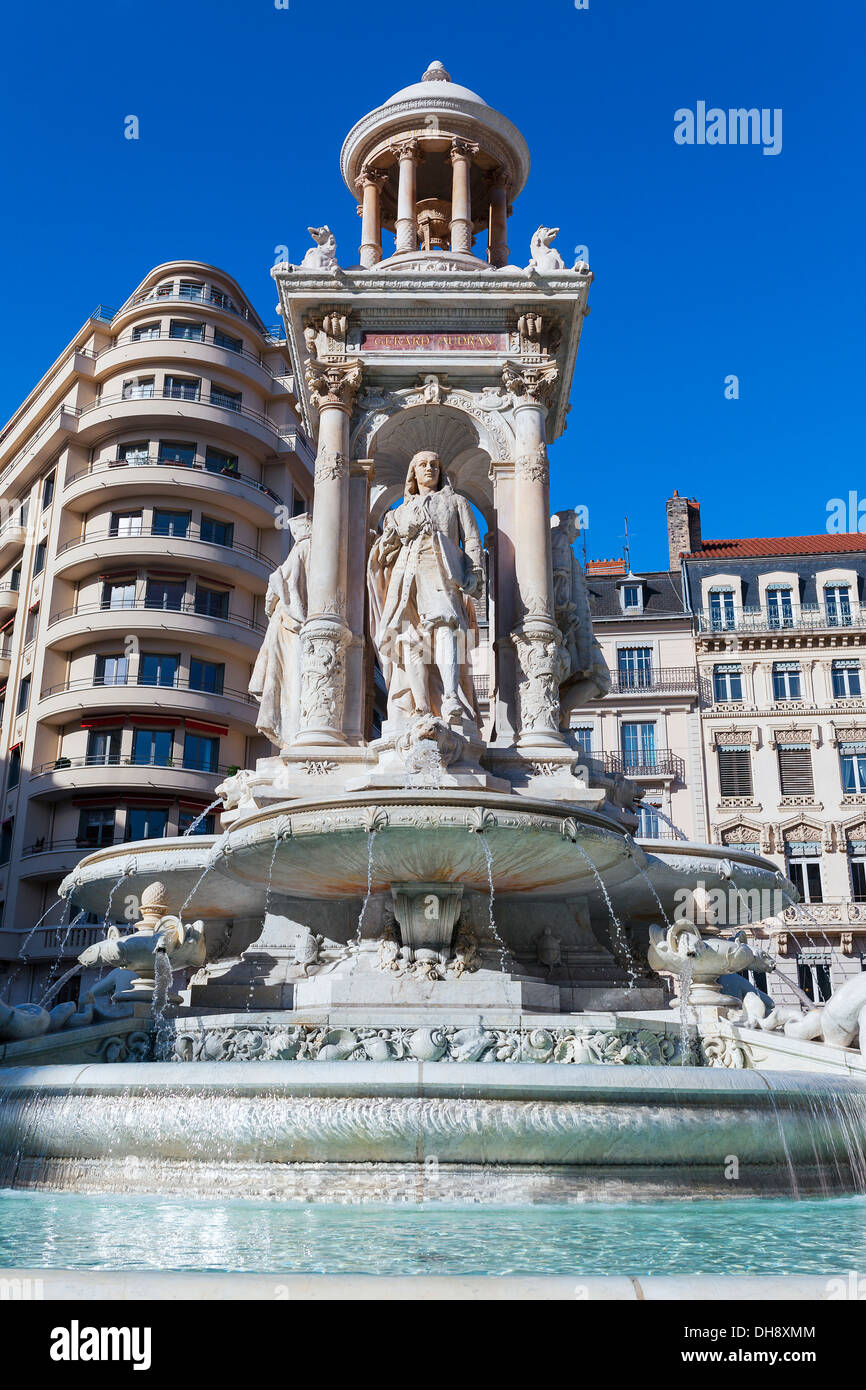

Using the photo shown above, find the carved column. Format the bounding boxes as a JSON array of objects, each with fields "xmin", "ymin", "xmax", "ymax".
[
  {"xmin": 356, "ymin": 167, "xmax": 387, "ymax": 269},
  {"xmin": 343, "ymin": 459, "xmax": 374, "ymax": 743},
  {"xmin": 296, "ymin": 362, "xmax": 363, "ymax": 746},
  {"xmin": 392, "ymin": 140, "xmax": 422, "ymax": 254},
  {"xmin": 505, "ymin": 364, "xmax": 564, "ymax": 748},
  {"xmin": 449, "ymin": 138, "xmax": 478, "ymax": 254},
  {"xmin": 487, "ymin": 168, "xmax": 510, "ymax": 267},
  {"xmin": 489, "ymin": 459, "xmax": 518, "ymax": 744}
]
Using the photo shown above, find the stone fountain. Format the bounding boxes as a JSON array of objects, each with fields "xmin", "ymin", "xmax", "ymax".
[{"xmin": 1, "ymin": 63, "xmax": 865, "ymax": 1204}]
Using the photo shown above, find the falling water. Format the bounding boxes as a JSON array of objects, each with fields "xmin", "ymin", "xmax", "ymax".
[
  {"xmin": 677, "ymin": 956, "xmax": 696, "ymax": 1064},
  {"xmin": 572, "ymin": 841, "xmax": 637, "ymax": 988},
  {"xmin": 179, "ymin": 860, "xmax": 218, "ymax": 923},
  {"xmin": 247, "ymin": 836, "xmax": 282, "ymax": 1011},
  {"xmin": 102, "ymin": 870, "xmax": 132, "ymax": 932},
  {"xmin": 181, "ymin": 799, "xmax": 223, "ymax": 836},
  {"xmin": 779, "ymin": 890, "xmax": 846, "ymax": 977},
  {"xmin": 479, "ymin": 835, "xmax": 509, "ymax": 973},
  {"xmin": 646, "ymin": 806, "xmax": 688, "ymax": 840},
  {"xmin": 38, "ymin": 908, "xmax": 88, "ymax": 1006},
  {"xmin": 39, "ymin": 962, "xmax": 84, "ymax": 1010},
  {"xmin": 151, "ymin": 949, "xmax": 173, "ymax": 1059},
  {"xmin": 351, "ymin": 832, "xmax": 377, "ymax": 969},
  {"xmin": 1, "ymin": 900, "xmax": 74, "ymax": 1003},
  {"xmin": 625, "ymin": 842, "xmax": 673, "ymax": 929}
]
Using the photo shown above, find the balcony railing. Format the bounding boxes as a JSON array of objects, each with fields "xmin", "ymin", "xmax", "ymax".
[
  {"xmin": 29, "ymin": 753, "xmax": 238, "ymax": 781},
  {"xmin": 697, "ymin": 604, "xmax": 866, "ymax": 635},
  {"xmin": 602, "ymin": 749, "xmax": 686, "ymax": 779},
  {"xmin": 75, "ymin": 392, "xmax": 296, "ymax": 441},
  {"xmin": 56, "ymin": 524, "xmax": 272, "ymax": 566},
  {"xmin": 38, "ymin": 676, "xmax": 254, "ymax": 704},
  {"xmin": 607, "ymin": 666, "xmax": 699, "ymax": 695},
  {"xmin": 47, "ymin": 598, "xmax": 265, "ymax": 633},
  {"xmin": 127, "ymin": 287, "xmax": 267, "ymax": 329},
  {"xmin": 64, "ymin": 456, "xmax": 285, "ymax": 505},
  {"xmin": 98, "ymin": 326, "xmax": 283, "ymax": 375}
]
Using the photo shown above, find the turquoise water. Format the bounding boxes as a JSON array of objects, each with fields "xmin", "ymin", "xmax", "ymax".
[{"xmin": 2, "ymin": 1191, "xmax": 866, "ymax": 1275}]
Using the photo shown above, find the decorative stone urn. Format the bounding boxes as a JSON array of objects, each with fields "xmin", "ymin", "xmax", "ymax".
[{"xmin": 648, "ymin": 919, "xmax": 775, "ymax": 1015}]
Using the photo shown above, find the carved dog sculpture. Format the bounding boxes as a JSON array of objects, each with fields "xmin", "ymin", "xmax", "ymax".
[{"xmin": 528, "ymin": 226, "xmax": 565, "ymax": 273}]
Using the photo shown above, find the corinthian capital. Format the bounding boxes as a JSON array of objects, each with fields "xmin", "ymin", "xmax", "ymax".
[
  {"xmin": 502, "ymin": 362, "xmax": 559, "ymax": 409},
  {"xmin": 355, "ymin": 165, "xmax": 388, "ymax": 192},
  {"xmin": 305, "ymin": 361, "xmax": 363, "ymax": 413},
  {"xmin": 449, "ymin": 138, "xmax": 479, "ymax": 163},
  {"xmin": 389, "ymin": 138, "xmax": 424, "ymax": 163}
]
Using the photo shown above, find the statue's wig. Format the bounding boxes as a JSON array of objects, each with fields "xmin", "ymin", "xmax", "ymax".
[{"xmin": 404, "ymin": 451, "xmax": 452, "ymax": 496}]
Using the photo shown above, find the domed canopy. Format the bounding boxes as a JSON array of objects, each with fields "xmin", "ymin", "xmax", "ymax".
[{"xmin": 340, "ymin": 61, "xmax": 530, "ymax": 201}]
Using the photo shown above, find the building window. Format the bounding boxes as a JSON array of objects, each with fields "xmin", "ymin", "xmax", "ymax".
[
  {"xmin": 637, "ymin": 802, "xmax": 661, "ymax": 838},
  {"xmin": 24, "ymin": 606, "xmax": 39, "ymax": 646},
  {"xmin": 178, "ymin": 810, "xmax": 216, "ymax": 835},
  {"xmin": 189, "ymin": 659, "xmax": 224, "ymax": 695},
  {"xmin": 709, "ymin": 590, "xmax": 736, "ymax": 631},
  {"xmin": 292, "ymin": 494, "xmax": 307, "ymax": 516},
  {"xmin": 86, "ymin": 729, "xmax": 122, "ymax": 766},
  {"xmin": 832, "ymin": 660, "xmax": 862, "ymax": 698},
  {"xmin": 849, "ymin": 841, "xmax": 866, "ymax": 902},
  {"xmin": 33, "ymin": 541, "xmax": 46, "ymax": 575},
  {"xmin": 132, "ymin": 322, "xmax": 161, "ymax": 341},
  {"xmin": 200, "ymin": 516, "xmax": 234, "ymax": 547},
  {"xmin": 145, "ymin": 578, "xmax": 186, "ymax": 611},
  {"xmin": 797, "ymin": 954, "xmax": 832, "ymax": 1003},
  {"xmin": 158, "ymin": 441, "xmax": 196, "ymax": 467},
  {"xmin": 42, "ymin": 473, "xmax": 55, "ymax": 510},
  {"xmin": 132, "ymin": 728, "xmax": 173, "ymax": 767},
  {"xmin": 77, "ymin": 808, "xmax": 115, "ymax": 848},
  {"xmin": 119, "ymin": 442, "xmax": 150, "ymax": 465},
  {"xmin": 10, "ymin": 566, "xmax": 21, "ymax": 592},
  {"xmin": 777, "ymin": 743, "xmax": 815, "ymax": 798},
  {"xmin": 210, "ymin": 385, "xmax": 242, "ymax": 413},
  {"xmin": 824, "ymin": 584, "xmax": 852, "ymax": 626},
  {"xmin": 101, "ymin": 579, "xmax": 136, "ymax": 610},
  {"xmin": 153, "ymin": 509, "xmax": 191, "ymax": 539},
  {"xmin": 183, "ymin": 733, "xmax": 220, "ymax": 773},
  {"xmin": 621, "ymin": 722, "xmax": 656, "ymax": 772},
  {"xmin": 8, "ymin": 746, "xmax": 21, "ymax": 790},
  {"xmin": 718, "ymin": 745, "xmax": 753, "ymax": 798},
  {"xmin": 0, "ymin": 819, "xmax": 13, "ymax": 865},
  {"xmin": 16, "ymin": 676, "xmax": 30, "ymax": 715},
  {"xmin": 163, "ymin": 375, "xmax": 200, "ymax": 402},
  {"xmin": 205, "ymin": 447, "xmax": 239, "ymax": 475},
  {"xmin": 572, "ymin": 725, "xmax": 593, "ymax": 755},
  {"xmin": 617, "ymin": 648, "xmax": 652, "ymax": 688},
  {"xmin": 109, "ymin": 511, "xmax": 143, "ymax": 537},
  {"xmin": 213, "ymin": 328, "xmax": 243, "ymax": 353},
  {"xmin": 713, "ymin": 663, "xmax": 743, "ymax": 702},
  {"xmin": 126, "ymin": 807, "xmax": 169, "ymax": 841},
  {"xmin": 194, "ymin": 586, "xmax": 229, "ymax": 620},
  {"xmin": 169, "ymin": 320, "xmax": 205, "ymax": 341},
  {"xmin": 138, "ymin": 653, "xmax": 179, "ymax": 687},
  {"xmin": 209, "ymin": 288, "xmax": 236, "ymax": 312},
  {"xmin": 766, "ymin": 587, "xmax": 794, "ymax": 628},
  {"xmin": 94, "ymin": 654, "xmax": 129, "ymax": 687},
  {"xmin": 787, "ymin": 842, "xmax": 824, "ymax": 904},
  {"xmin": 772, "ymin": 662, "xmax": 801, "ymax": 701},
  {"xmin": 121, "ymin": 377, "xmax": 155, "ymax": 400},
  {"xmin": 178, "ymin": 280, "xmax": 204, "ymax": 301},
  {"xmin": 840, "ymin": 742, "xmax": 866, "ymax": 795}
]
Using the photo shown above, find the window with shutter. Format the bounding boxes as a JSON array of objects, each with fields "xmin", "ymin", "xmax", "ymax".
[
  {"xmin": 778, "ymin": 744, "xmax": 814, "ymax": 797},
  {"xmin": 718, "ymin": 746, "xmax": 753, "ymax": 797}
]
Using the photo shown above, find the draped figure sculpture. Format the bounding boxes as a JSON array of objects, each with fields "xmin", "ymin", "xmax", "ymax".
[
  {"xmin": 550, "ymin": 509, "xmax": 610, "ymax": 724},
  {"xmin": 249, "ymin": 513, "xmax": 312, "ymax": 749},
  {"xmin": 367, "ymin": 451, "xmax": 484, "ymax": 730}
]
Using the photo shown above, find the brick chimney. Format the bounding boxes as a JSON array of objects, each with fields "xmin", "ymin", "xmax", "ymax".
[
  {"xmin": 585, "ymin": 558, "xmax": 627, "ymax": 576},
  {"xmin": 666, "ymin": 492, "xmax": 701, "ymax": 568}
]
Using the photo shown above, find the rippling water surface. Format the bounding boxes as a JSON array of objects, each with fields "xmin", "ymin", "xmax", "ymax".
[{"xmin": 1, "ymin": 1191, "xmax": 866, "ymax": 1276}]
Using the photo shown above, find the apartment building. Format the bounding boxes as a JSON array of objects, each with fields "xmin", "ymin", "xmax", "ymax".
[
  {"xmin": 0, "ymin": 261, "xmax": 314, "ymax": 1002},
  {"xmin": 675, "ymin": 497, "xmax": 866, "ymax": 999},
  {"xmin": 578, "ymin": 557, "xmax": 707, "ymax": 843}
]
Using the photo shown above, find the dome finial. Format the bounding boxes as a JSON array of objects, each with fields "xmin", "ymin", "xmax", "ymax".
[{"xmin": 421, "ymin": 60, "xmax": 451, "ymax": 83}]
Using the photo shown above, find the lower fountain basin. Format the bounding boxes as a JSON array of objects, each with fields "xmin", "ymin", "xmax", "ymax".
[{"xmin": 2, "ymin": 1062, "xmax": 865, "ymax": 1202}]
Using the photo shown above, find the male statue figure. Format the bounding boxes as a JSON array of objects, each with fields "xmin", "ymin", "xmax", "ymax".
[{"xmin": 367, "ymin": 451, "xmax": 484, "ymax": 730}]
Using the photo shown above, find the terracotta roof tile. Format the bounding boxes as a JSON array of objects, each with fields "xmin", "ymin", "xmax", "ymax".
[{"xmin": 686, "ymin": 534, "xmax": 866, "ymax": 560}]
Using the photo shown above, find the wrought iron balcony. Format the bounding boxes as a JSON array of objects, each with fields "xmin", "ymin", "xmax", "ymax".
[
  {"xmin": 603, "ymin": 749, "xmax": 686, "ymax": 780},
  {"xmin": 607, "ymin": 666, "xmax": 699, "ymax": 695},
  {"xmin": 697, "ymin": 604, "xmax": 866, "ymax": 636}
]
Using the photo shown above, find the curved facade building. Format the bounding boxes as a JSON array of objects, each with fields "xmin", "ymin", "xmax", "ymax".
[{"xmin": 0, "ymin": 262, "xmax": 313, "ymax": 999}]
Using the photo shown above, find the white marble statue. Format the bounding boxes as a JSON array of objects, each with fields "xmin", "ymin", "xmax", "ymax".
[
  {"xmin": 551, "ymin": 510, "xmax": 610, "ymax": 721},
  {"xmin": 249, "ymin": 513, "xmax": 312, "ymax": 749},
  {"xmin": 367, "ymin": 451, "xmax": 484, "ymax": 729},
  {"xmin": 528, "ymin": 226, "xmax": 565, "ymax": 273},
  {"xmin": 301, "ymin": 226, "xmax": 339, "ymax": 271}
]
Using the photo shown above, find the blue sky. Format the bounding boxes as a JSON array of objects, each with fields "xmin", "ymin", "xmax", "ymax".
[{"xmin": 1, "ymin": 0, "xmax": 863, "ymax": 569}]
